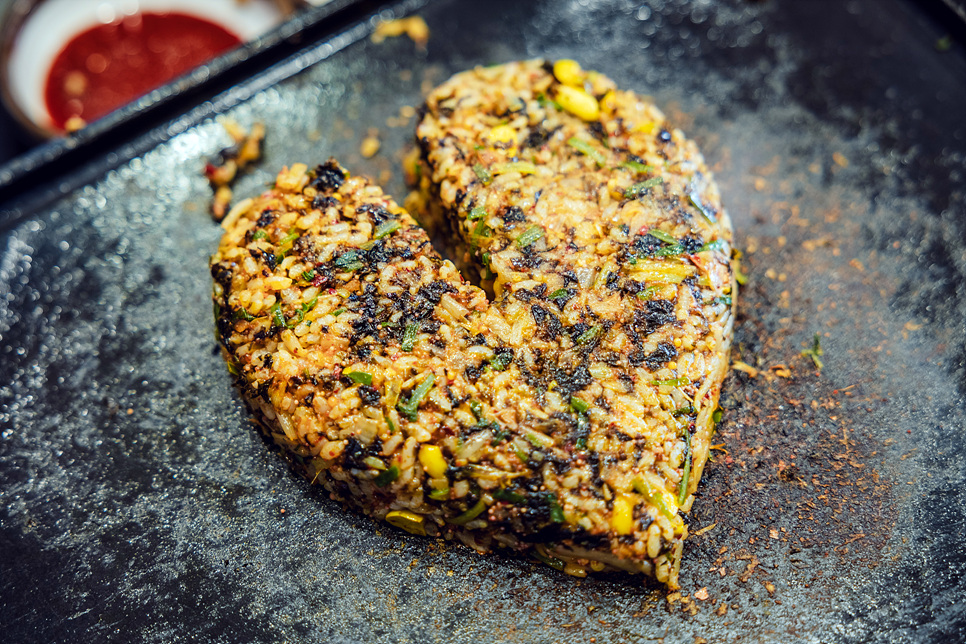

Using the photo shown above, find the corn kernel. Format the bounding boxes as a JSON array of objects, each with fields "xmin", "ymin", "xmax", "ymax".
[
  {"xmin": 419, "ymin": 444, "xmax": 448, "ymax": 478},
  {"xmin": 552, "ymin": 59, "xmax": 585, "ymax": 87},
  {"xmin": 600, "ymin": 90, "xmax": 618, "ymax": 114},
  {"xmin": 611, "ymin": 494, "xmax": 635, "ymax": 535},
  {"xmin": 486, "ymin": 124, "xmax": 517, "ymax": 146},
  {"xmin": 385, "ymin": 510, "xmax": 427, "ymax": 535},
  {"xmin": 556, "ymin": 85, "xmax": 600, "ymax": 121},
  {"xmin": 634, "ymin": 121, "xmax": 658, "ymax": 134}
]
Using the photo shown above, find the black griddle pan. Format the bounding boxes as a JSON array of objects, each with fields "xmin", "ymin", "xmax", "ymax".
[{"xmin": 1, "ymin": 0, "xmax": 964, "ymax": 641}]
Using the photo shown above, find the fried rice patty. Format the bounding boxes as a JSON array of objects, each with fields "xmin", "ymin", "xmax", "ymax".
[{"xmin": 211, "ymin": 59, "xmax": 735, "ymax": 588}]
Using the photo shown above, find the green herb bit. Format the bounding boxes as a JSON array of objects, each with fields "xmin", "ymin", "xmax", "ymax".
[
  {"xmin": 493, "ymin": 489, "xmax": 525, "ymax": 504},
  {"xmin": 397, "ymin": 373, "xmax": 435, "ymax": 421},
  {"xmin": 450, "ymin": 498, "xmax": 487, "ymax": 525},
  {"xmin": 512, "ymin": 445, "xmax": 530, "ymax": 462},
  {"xmin": 429, "ymin": 488, "xmax": 450, "ymax": 501},
  {"xmin": 401, "ymin": 323, "xmax": 419, "ymax": 352},
  {"xmin": 653, "ymin": 376, "xmax": 691, "ymax": 387},
  {"xmin": 373, "ymin": 219, "xmax": 401, "ymax": 239},
  {"xmin": 279, "ymin": 230, "xmax": 300, "ymax": 246},
  {"xmin": 714, "ymin": 295, "xmax": 733, "ymax": 307},
  {"xmin": 515, "ymin": 225, "xmax": 545, "ymax": 249},
  {"xmin": 374, "ymin": 464, "xmax": 400, "ymax": 487},
  {"xmin": 473, "ymin": 163, "xmax": 493, "ymax": 185},
  {"xmin": 636, "ymin": 285, "xmax": 661, "ymax": 301},
  {"xmin": 548, "ymin": 495, "xmax": 565, "ymax": 523},
  {"xmin": 346, "ymin": 371, "xmax": 373, "ymax": 386},
  {"xmin": 648, "ymin": 229, "xmax": 677, "ymax": 244},
  {"xmin": 332, "ymin": 308, "xmax": 345, "ymax": 317},
  {"xmin": 286, "ymin": 295, "xmax": 319, "ymax": 328},
  {"xmin": 712, "ymin": 408, "xmax": 723, "ymax": 425},
  {"xmin": 574, "ymin": 436, "xmax": 587, "ymax": 450},
  {"xmin": 567, "ymin": 137, "xmax": 606, "ymax": 167},
  {"xmin": 734, "ymin": 259, "xmax": 749, "ymax": 286},
  {"xmin": 575, "ymin": 324, "xmax": 602, "ymax": 346},
  {"xmin": 334, "ymin": 250, "xmax": 364, "ymax": 272},
  {"xmin": 468, "ymin": 207, "xmax": 487, "ymax": 221},
  {"xmin": 385, "ymin": 414, "xmax": 396, "ymax": 433},
  {"xmin": 300, "ymin": 269, "xmax": 316, "ymax": 282},
  {"xmin": 269, "ymin": 302, "xmax": 286, "ymax": 328},
  {"xmin": 251, "ymin": 230, "xmax": 268, "ymax": 241},
  {"xmin": 618, "ymin": 159, "xmax": 653, "ymax": 174},
  {"xmin": 469, "ymin": 400, "xmax": 483, "ymax": 420},
  {"xmin": 801, "ymin": 333, "xmax": 824, "ymax": 370},
  {"xmin": 689, "ymin": 191, "xmax": 717, "ymax": 223},
  {"xmin": 677, "ymin": 431, "xmax": 692, "ymax": 506},
  {"xmin": 233, "ymin": 308, "xmax": 256, "ymax": 321},
  {"xmin": 548, "ymin": 288, "xmax": 570, "ymax": 300},
  {"xmin": 624, "ymin": 177, "xmax": 664, "ymax": 198},
  {"xmin": 491, "ymin": 429, "xmax": 509, "ymax": 444},
  {"xmin": 569, "ymin": 396, "xmax": 589, "ymax": 414}
]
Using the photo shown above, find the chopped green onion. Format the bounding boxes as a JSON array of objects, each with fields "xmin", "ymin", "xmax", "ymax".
[
  {"xmin": 300, "ymin": 269, "xmax": 316, "ymax": 282},
  {"xmin": 536, "ymin": 93, "xmax": 563, "ymax": 111},
  {"xmin": 689, "ymin": 191, "xmax": 717, "ymax": 223},
  {"xmin": 468, "ymin": 207, "xmax": 487, "ymax": 221},
  {"xmin": 345, "ymin": 371, "xmax": 373, "ymax": 386},
  {"xmin": 512, "ymin": 444, "xmax": 530, "ymax": 462},
  {"xmin": 574, "ymin": 436, "xmax": 587, "ymax": 450},
  {"xmin": 575, "ymin": 324, "xmax": 602, "ymax": 346},
  {"xmin": 636, "ymin": 285, "xmax": 661, "ymax": 300},
  {"xmin": 654, "ymin": 244, "xmax": 685, "ymax": 257},
  {"xmin": 493, "ymin": 161, "xmax": 537, "ymax": 175},
  {"xmin": 374, "ymin": 464, "xmax": 400, "ymax": 487},
  {"xmin": 279, "ymin": 230, "xmax": 300, "ymax": 246},
  {"xmin": 653, "ymin": 376, "xmax": 691, "ymax": 387},
  {"xmin": 233, "ymin": 308, "xmax": 256, "ymax": 321},
  {"xmin": 334, "ymin": 251, "xmax": 364, "ymax": 272},
  {"xmin": 473, "ymin": 163, "xmax": 492, "ymax": 185},
  {"xmin": 515, "ymin": 225, "xmax": 545, "ymax": 249},
  {"xmin": 570, "ymin": 397, "xmax": 589, "ymax": 414},
  {"xmin": 714, "ymin": 295, "xmax": 733, "ymax": 306},
  {"xmin": 567, "ymin": 137, "xmax": 606, "ymax": 167},
  {"xmin": 450, "ymin": 498, "xmax": 487, "ymax": 525},
  {"xmin": 672, "ymin": 404, "xmax": 696, "ymax": 417},
  {"xmin": 385, "ymin": 415, "xmax": 396, "ymax": 433},
  {"xmin": 677, "ymin": 431, "xmax": 692, "ymax": 506},
  {"xmin": 401, "ymin": 323, "xmax": 419, "ymax": 351},
  {"xmin": 493, "ymin": 489, "xmax": 525, "ymax": 503},
  {"xmin": 251, "ymin": 230, "xmax": 268, "ymax": 241},
  {"xmin": 472, "ymin": 219, "xmax": 491, "ymax": 240},
  {"xmin": 373, "ymin": 219, "xmax": 401, "ymax": 239},
  {"xmin": 429, "ymin": 489, "xmax": 450, "ymax": 501},
  {"xmin": 548, "ymin": 288, "xmax": 570, "ymax": 300},
  {"xmin": 533, "ymin": 550, "xmax": 565, "ymax": 571},
  {"xmin": 625, "ymin": 177, "xmax": 664, "ymax": 198},
  {"xmin": 712, "ymin": 408, "xmax": 723, "ymax": 425},
  {"xmin": 632, "ymin": 477, "xmax": 677, "ymax": 521},
  {"xmin": 648, "ymin": 229, "xmax": 677, "ymax": 244},
  {"xmin": 397, "ymin": 373, "xmax": 435, "ymax": 421},
  {"xmin": 619, "ymin": 160, "xmax": 653, "ymax": 174},
  {"xmin": 332, "ymin": 308, "xmax": 345, "ymax": 317}
]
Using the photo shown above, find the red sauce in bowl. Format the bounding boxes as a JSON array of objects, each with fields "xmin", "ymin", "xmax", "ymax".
[{"xmin": 44, "ymin": 12, "xmax": 242, "ymax": 131}]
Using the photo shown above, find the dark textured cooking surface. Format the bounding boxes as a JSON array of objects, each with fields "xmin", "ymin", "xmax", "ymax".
[{"xmin": 1, "ymin": 0, "xmax": 964, "ymax": 642}]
